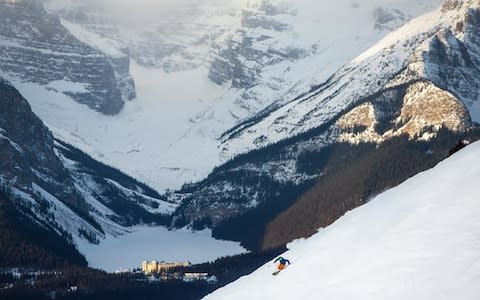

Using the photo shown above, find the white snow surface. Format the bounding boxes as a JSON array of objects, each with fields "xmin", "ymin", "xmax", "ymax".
[
  {"xmin": 0, "ymin": 128, "xmax": 24, "ymax": 153},
  {"xmin": 205, "ymin": 141, "xmax": 480, "ymax": 300},
  {"xmin": 77, "ymin": 226, "xmax": 246, "ymax": 272},
  {"xmin": 29, "ymin": 183, "xmax": 103, "ymax": 242}
]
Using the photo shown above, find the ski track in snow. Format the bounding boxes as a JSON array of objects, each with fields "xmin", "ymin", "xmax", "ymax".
[{"xmin": 205, "ymin": 142, "xmax": 480, "ymax": 300}]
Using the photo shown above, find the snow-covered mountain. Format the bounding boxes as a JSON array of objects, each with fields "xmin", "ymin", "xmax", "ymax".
[
  {"xmin": 205, "ymin": 141, "xmax": 480, "ymax": 300},
  {"xmin": 0, "ymin": 76, "xmax": 168, "ymax": 245},
  {"xmin": 0, "ymin": 76, "xmax": 245, "ymax": 270},
  {"xmin": 208, "ymin": 0, "xmax": 442, "ymax": 119},
  {"xmin": 45, "ymin": 0, "xmax": 244, "ymax": 71},
  {"xmin": 221, "ymin": 0, "xmax": 480, "ymax": 156},
  {"xmin": 2, "ymin": 0, "xmax": 441, "ymax": 192},
  {"xmin": 2, "ymin": 0, "xmax": 480, "ymax": 272},
  {"xmin": 170, "ymin": 0, "xmax": 480, "ymax": 248}
]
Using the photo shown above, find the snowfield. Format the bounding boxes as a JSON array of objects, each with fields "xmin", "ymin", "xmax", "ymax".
[{"xmin": 205, "ymin": 141, "xmax": 480, "ymax": 300}]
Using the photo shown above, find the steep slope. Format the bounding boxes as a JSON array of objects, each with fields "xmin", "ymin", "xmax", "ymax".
[
  {"xmin": 0, "ymin": 0, "xmax": 134, "ymax": 114},
  {"xmin": 0, "ymin": 77, "xmax": 97, "ymax": 234},
  {"xmin": 205, "ymin": 141, "xmax": 480, "ymax": 300},
  {"xmin": 0, "ymin": 189, "xmax": 87, "ymax": 269},
  {"xmin": 260, "ymin": 132, "xmax": 479, "ymax": 250}
]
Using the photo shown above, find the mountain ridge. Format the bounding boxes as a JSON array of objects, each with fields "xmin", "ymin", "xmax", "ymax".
[
  {"xmin": 170, "ymin": 0, "xmax": 480, "ymax": 250},
  {"xmin": 220, "ymin": 0, "xmax": 480, "ymax": 156}
]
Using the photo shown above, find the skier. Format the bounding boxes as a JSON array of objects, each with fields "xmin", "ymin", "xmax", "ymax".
[{"xmin": 273, "ymin": 256, "xmax": 290, "ymax": 275}]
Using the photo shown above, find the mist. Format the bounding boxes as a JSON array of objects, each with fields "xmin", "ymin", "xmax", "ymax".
[{"xmin": 45, "ymin": 0, "xmax": 248, "ymax": 26}]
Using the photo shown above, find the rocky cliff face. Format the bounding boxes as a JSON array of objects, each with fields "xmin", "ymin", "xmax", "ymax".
[
  {"xmin": 48, "ymin": 0, "xmax": 239, "ymax": 72},
  {"xmin": 0, "ymin": 77, "xmax": 88, "ymax": 215},
  {"xmin": 0, "ymin": 0, "xmax": 134, "ymax": 115},
  {"xmin": 0, "ymin": 76, "xmax": 100, "ymax": 246},
  {"xmin": 208, "ymin": 2, "xmax": 306, "ymax": 89},
  {"xmin": 336, "ymin": 81, "xmax": 471, "ymax": 144}
]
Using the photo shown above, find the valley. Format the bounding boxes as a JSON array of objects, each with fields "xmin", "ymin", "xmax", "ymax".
[{"xmin": 1, "ymin": 0, "xmax": 480, "ymax": 299}]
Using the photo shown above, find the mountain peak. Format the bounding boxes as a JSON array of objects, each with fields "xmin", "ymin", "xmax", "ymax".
[{"xmin": 442, "ymin": 0, "xmax": 479, "ymax": 12}]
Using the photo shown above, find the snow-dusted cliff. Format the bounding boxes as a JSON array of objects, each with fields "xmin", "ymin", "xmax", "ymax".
[
  {"xmin": 0, "ymin": 0, "xmax": 135, "ymax": 115},
  {"xmin": 221, "ymin": 0, "xmax": 480, "ymax": 156},
  {"xmin": 0, "ymin": 76, "xmax": 173, "ymax": 245}
]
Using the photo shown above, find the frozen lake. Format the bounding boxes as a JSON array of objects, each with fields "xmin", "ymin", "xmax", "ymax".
[{"xmin": 77, "ymin": 226, "xmax": 247, "ymax": 272}]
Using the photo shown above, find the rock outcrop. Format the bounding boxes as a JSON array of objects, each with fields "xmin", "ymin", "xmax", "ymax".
[{"xmin": 0, "ymin": 0, "xmax": 134, "ymax": 115}]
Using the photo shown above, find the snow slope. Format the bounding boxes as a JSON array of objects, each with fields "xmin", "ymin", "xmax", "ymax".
[{"xmin": 205, "ymin": 141, "xmax": 480, "ymax": 300}]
